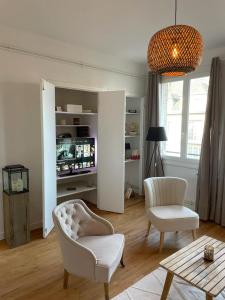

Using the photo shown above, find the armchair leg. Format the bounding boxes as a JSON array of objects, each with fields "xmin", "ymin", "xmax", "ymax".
[
  {"xmin": 104, "ymin": 283, "xmax": 109, "ymax": 300},
  {"xmin": 146, "ymin": 221, "xmax": 151, "ymax": 237},
  {"xmin": 192, "ymin": 230, "xmax": 197, "ymax": 240},
  {"xmin": 120, "ymin": 253, "xmax": 125, "ymax": 268},
  {"xmin": 63, "ymin": 269, "xmax": 69, "ymax": 289},
  {"xmin": 159, "ymin": 232, "xmax": 165, "ymax": 253}
]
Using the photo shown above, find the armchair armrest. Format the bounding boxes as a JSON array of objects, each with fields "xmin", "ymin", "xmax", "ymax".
[
  {"xmin": 58, "ymin": 231, "xmax": 97, "ymax": 281},
  {"xmin": 90, "ymin": 213, "xmax": 114, "ymax": 235},
  {"xmin": 76, "ymin": 199, "xmax": 114, "ymax": 235}
]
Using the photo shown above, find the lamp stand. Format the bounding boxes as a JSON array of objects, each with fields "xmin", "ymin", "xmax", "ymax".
[{"xmin": 147, "ymin": 142, "xmax": 165, "ymax": 177}]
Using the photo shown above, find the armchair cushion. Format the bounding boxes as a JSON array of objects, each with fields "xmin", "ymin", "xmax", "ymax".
[
  {"xmin": 78, "ymin": 233, "xmax": 125, "ymax": 282},
  {"xmin": 147, "ymin": 205, "xmax": 199, "ymax": 232}
]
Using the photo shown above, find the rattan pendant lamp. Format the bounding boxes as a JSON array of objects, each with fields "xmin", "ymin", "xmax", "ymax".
[{"xmin": 147, "ymin": 0, "xmax": 203, "ymax": 76}]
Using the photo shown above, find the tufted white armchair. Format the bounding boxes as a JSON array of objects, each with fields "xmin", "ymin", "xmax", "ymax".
[
  {"xmin": 53, "ymin": 199, "xmax": 125, "ymax": 300},
  {"xmin": 144, "ymin": 177, "xmax": 199, "ymax": 252}
]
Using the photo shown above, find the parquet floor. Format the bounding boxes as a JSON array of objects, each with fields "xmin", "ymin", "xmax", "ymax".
[{"xmin": 0, "ymin": 197, "xmax": 224, "ymax": 300}]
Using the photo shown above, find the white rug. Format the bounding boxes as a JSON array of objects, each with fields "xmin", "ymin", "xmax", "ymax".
[{"xmin": 112, "ymin": 267, "xmax": 225, "ymax": 300}]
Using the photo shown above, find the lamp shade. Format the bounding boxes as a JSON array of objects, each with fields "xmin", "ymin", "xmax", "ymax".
[
  {"xmin": 147, "ymin": 25, "xmax": 203, "ymax": 77},
  {"xmin": 146, "ymin": 127, "xmax": 167, "ymax": 141}
]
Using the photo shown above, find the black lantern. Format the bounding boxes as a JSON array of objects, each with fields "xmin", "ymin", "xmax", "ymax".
[{"xmin": 2, "ymin": 165, "xmax": 29, "ymax": 195}]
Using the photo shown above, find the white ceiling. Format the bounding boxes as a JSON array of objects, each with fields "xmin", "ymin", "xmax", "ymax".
[{"xmin": 0, "ymin": 0, "xmax": 224, "ymax": 63}]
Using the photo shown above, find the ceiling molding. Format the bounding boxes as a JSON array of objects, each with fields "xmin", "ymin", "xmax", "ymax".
[{"xmin": 0, "ymin": 43, "xmax": 146, "ymax": 79}]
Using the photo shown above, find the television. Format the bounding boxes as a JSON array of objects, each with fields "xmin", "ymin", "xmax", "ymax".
[{"xmin": 56, "ymin": 138, "xmax": 95, "ymax": 177}]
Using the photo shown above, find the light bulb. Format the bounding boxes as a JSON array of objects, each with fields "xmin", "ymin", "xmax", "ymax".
[{"xmin": 172, "ymin": 44, "xmax": 179, "ymax": 59}]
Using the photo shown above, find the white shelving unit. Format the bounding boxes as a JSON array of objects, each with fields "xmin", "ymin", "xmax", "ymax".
[
  {"xmin": 125, "ymin": 96, "xmax": 144, "ymax": 195},
  {"xmin": 55, "ymin": 88, "xmax": 98, "ymax": 206}
]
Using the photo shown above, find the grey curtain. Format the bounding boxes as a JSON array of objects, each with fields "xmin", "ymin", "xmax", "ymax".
[
  {"xmin": 196, "ymin": 57, "xmax": 225, "ymax": 226},
  {"xmin": 145, "ymin": 71, "xmax": 163, "ymax": 178}
]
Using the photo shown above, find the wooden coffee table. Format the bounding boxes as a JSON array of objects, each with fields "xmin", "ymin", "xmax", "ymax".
[{"xmin": 160, "ymin": 235, "xmax": 225, "ymax": 300}]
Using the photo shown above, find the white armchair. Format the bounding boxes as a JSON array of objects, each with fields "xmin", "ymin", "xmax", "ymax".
[
  {"xmin": 53, "ymin": 199, "xmax": 125, "ymax": 300},
  {"xmin": 144, "ymin": 177, "xmax": 199, "ymax": 252}
]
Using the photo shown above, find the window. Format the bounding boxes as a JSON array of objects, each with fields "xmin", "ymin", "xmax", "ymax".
[
  {"xmin": 187, "ymin": 77, "xmax": 209, "ymax": 158},
  {"xmin": 160, "ymin": 75, "xmax": 209, "ymax": 160},
  {"xmin": 161, "ymin": 80, "xmax": 183, "ymax": 157}
]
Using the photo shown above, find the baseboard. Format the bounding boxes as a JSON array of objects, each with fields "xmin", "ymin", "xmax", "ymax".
[{"xmin": 0, "ymin": 220, "xmax": 42, "ymax": 241}]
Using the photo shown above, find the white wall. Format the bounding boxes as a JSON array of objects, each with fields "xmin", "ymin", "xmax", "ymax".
[
  {"xmin": 0, "ymin": 26, "xmax": 145, "ymax": 239},
  {"xmin": 164, "ymin": 46, "xmax": 225, "ymax": 210}
]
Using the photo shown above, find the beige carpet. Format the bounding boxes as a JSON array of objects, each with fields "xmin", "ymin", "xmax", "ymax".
[{"xmin": 112, "ymin": 267, "xmax": 225, "ymax": 299}]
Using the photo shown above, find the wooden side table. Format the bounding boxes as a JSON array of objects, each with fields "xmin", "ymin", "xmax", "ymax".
[{"xmin": 160, "ymin": 235, "xmax": 225, "ymax": 300}]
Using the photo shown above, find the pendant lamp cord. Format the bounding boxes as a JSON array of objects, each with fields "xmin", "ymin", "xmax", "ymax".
[{"xmin": 175, "ymin": 0, "xmax": 177, "ymax": 25}]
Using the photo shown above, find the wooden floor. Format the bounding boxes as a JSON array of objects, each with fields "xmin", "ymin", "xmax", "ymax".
[{"xmin": 0, "ymin": 197, "xmax": 225, "ymax": 300}]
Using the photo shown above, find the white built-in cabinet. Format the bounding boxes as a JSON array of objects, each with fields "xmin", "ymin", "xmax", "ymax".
[{"xmin": 41, "ymin": 79, "xmax": 144, "ymax": 238}]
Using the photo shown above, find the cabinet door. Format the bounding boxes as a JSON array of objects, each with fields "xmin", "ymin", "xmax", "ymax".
[
  {"xmin": 41, "ymin": 80, "xmax": 56, "ymax": 237},
  {"xmin": 98, "ymin": 91, "xmax": 125, "ymax": 213}
]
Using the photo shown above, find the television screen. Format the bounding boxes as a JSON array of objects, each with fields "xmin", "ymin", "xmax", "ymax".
[{"xmin": 56, "ymin": 138, "xmax": 95, "ymax": 177}]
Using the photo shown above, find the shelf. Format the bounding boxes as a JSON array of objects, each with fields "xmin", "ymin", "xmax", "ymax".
[
  {"xmin": 56, "ymin": 125, "xmax": 90, "ymax": 127},
  {"xmin": 126, "ymin": 112, "xmax": 140, "ymax": 115},
  {"xmin": 56, "ymin": 111, "xmax": 97, "ymax": 116},
  {"xmin": 57, "ymin": 171, "xmax": 97, "ymax": 181},
  {"xmin": 57, "ymin": 183, "xmax": 97, "ymax": 198},
  {"xmin": 56, "ymin": 137, "xmax": 93, "ymax": 140},
  {"xmin": 125, "ymin": 135, "xmax": 139, "ymax": 138},
  {"xmin": 125, "ymin": 159, "xmax": 140, "ymax": 163}
]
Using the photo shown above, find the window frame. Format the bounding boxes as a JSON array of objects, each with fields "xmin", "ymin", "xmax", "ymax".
[{"xmin": 160, "ymin": 71, "xmax": 210, "ymax": 165}]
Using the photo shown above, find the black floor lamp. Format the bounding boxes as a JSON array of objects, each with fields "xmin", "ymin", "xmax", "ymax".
[{"xmin": 146, "ymin": 126, "xmax": 167, "ymax": 177}]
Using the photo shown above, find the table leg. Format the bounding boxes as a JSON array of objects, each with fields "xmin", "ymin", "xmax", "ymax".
[
  {"xmin": 160, "ymin": 271, "xmax": 174, "ymax": 300},
  {"xmin": 206, "ymin": 293, "xmax": 213, "ymax": 300}
]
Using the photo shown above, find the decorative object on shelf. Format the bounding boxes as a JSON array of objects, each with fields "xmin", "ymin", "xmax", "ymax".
[
  {"xmin": 128, "ymin": 109, "xmax": 137, "ymax": 113},
  {"xmin": 73, "ymin": 117, "xmax": 80, "ymax": 125},
  {"xmin": 82, "ymin": 109, "xmax": 92, "ymax": 113},
  {"xmin": 63, "ymin": 104, "xmax": 82, "ymax": 113},
  {"xmin": 57, "ymin": 133, "xmax": 72, "ymax": 139},
  {"xmin": 146, "ymin": 126, "xmax": 167, "ymax": 176},
  {"xmin": 125, "ymin": 186, "xmax": 134, "ymax": 200},
  {"xmin": 76, "ymin": 126, "xmax": 90, "ymax": 137},
  {"xmin": 2, "ymin": 165, "xmax": 30, "ymax": 247},
  {"xmin": 147, "ymin": 0, "xmax": 203, "ymax": 77},
  {"xmin": 131, "ymin": 149, "xmax": 140, "ymax": 160},
  {"xmin": 204, "ymin": 244, "xmax": 214, "ymax": 261},
  {"xmin": 126, "ymin": 121, "xmax": 139, "ymax": 136},
  {"xmin": 66, "ymin": 186, "xmax": 77, "ymax": 191},
  {"xmin": 125, "ymin": 143, "xmax": 131, "ymax": 160},
  {"xmin": 59, "ymin": 119, "xmax": 67, "ymax": 125},
  {"xmin": 56, "ymin": 106, "xmax": 63, "ymax": 112}
]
